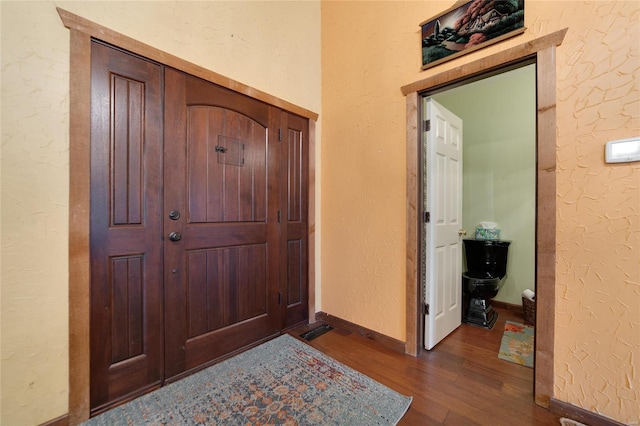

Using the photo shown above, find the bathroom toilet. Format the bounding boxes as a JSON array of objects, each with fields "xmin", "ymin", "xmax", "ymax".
[{"xmin": 462, "ymin": 239, "xmax": 511, "ymax": 329}]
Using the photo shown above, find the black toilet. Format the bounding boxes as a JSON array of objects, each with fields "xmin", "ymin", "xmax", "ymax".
[{"xmin": 462, "ymin": 239, "xmax": 511, "ymax": 329}]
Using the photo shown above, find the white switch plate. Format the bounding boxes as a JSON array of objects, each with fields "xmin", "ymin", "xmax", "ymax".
[{"xmin": 605, "ymin": 137, "xmax": 640, "ymax": 163}]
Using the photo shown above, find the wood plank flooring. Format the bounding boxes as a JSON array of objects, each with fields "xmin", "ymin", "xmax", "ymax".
[{"xmin": 289, "ymin": 307, "xmax": 560, "ymax": 425}]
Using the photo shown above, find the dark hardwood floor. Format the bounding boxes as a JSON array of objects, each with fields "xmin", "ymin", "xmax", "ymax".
[{"xmin": 289, "ymin": 307, "xmax": 560, "ymax": 425}]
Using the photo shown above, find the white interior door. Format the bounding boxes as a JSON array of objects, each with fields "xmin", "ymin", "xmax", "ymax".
[{"xmin": 423, "ymin": 98, "xmax": 463, "ymax": 350}]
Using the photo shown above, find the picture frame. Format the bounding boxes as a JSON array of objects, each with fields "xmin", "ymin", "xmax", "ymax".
[{"xmin": 421, "ymin": 0, "xmax": 525, "ymax": 70}]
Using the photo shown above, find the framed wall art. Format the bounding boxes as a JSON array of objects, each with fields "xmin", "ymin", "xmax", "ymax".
[{"xmin": 421, "ymin": 0, "xmax": 525, "ymax": 70}]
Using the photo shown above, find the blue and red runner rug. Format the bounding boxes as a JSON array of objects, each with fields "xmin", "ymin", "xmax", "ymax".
[{"xmin": 85, "ymin": 334, "xmax": 412, "ymax": 425}]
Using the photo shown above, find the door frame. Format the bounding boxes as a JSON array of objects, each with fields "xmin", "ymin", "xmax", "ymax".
[
  {"xmin": 58, "ymin": 8, "xmax": 318, "ymax": 424},
  {"xmin": 402, "ymin": 28, "xmax": 567, "ymax": 407}
]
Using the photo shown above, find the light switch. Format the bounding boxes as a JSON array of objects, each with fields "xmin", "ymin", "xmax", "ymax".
[{"xmin": 605, "ymin": 137, "xmax": 640, "ymax": 163}]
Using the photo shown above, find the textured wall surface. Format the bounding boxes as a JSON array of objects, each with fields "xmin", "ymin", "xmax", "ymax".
[
  {"xmin": 322, "ymin": 1, "xmax": 638, "ymax": 423},
  {"xmin": 1, "ymin": 2, "xmax": 71, "ymax": 423},
  {"xmin": 553, "ymin": 2, "xmax": 639, "ymax": 423},
  {"xmin": 321, "ymin": 0, "xmax": 417, "ymax": 344},
  {"xmin": 0, "ymin": 1, "xmax": 320, "ymax": 424}
]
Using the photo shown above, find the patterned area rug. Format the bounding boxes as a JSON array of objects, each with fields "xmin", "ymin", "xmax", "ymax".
[
  {"xmin": 498, "ymin": 321, "xmax": 534, "ymax": 368},
  {"xmin": 85, "ymin": 334, "xmax": 412, "ymax": 425}
]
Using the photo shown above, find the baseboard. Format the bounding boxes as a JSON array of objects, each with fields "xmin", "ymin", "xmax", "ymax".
[
  {"xmin": 550, "ymin": 398, "xmax": 628, "ymax": 426},
  {"xmin": 492, "ymin": 300, "xmax": 523, "ymax": 313},
  {"xmin": 40, "ymin": 413, "xmax": 69, "ymax": 426},
  {"xmin": 315, "ymin": 311, "xmax": 406, "ymax": 354}
]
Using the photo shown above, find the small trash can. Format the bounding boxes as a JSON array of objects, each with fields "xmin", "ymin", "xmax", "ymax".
[{"xmin": 522, "ymin": 296, "xmax": 535, "ymax": 325}]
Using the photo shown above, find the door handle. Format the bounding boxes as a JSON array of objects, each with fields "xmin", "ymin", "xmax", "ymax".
[
  {"xmin": 168, "ymin": 232, "xmax": 182, "ymax": 242},
  {"xmin": 458, "ymin": 229, "xmax": 467, "ymax": 236}
]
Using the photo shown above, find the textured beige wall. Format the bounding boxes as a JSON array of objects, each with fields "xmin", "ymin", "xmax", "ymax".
[
  {"xmin": 1, "ymin": 2, "xmax": 71, "ymax": 424},
  {"xmin": 321, "ymin": 1, "xmax": 638, "ymax": 423},
  {"xmin": 0, "ymin": 1, "xmax": 320, "ymax": 424},
  {"xmin": 552, "ymin": 2, "xmax": 639, "ymax": 422}
]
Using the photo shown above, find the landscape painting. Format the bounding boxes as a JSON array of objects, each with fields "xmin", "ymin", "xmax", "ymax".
[{"xmin": 421, "ymin": 0, "xmax": 525, "ymax": 70}]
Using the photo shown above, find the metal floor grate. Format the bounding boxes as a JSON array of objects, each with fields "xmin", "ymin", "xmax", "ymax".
[{"xmin": 300, "ymin": 324, "xmax": 333, "ymax": 341}]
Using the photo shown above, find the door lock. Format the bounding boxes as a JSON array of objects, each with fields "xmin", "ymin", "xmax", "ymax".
[
  {"xmin": 168, "ymin": 210, "xmax": 181, "ymax": 220},
  {"xmin": 168, "ymin": 232, "xmax": 182, "ymax": 242}
]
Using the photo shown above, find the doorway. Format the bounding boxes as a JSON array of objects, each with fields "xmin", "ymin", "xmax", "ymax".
[
  {"xmin": 62, "ymin": 9, "xmax": 318, "ymax": 422},
  {"xmin": 81, "ymin": 36, "xmax": 313, "ymax": 417},
  {"xmin": 422, "ymin": 63, "xmax": 537, "ymax": 349},
  {"xmin": 403, "ymin": 29, "xmax": 567, "ymax": 407}
]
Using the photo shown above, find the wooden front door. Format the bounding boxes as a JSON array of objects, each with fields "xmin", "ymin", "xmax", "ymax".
[
  {"xmin": 90, "ymin": 42, "xmax": 308, "ymax": 412},
  {"xmin": 163, "ymin": 69, "xmax": 281, "ymax": 379}
]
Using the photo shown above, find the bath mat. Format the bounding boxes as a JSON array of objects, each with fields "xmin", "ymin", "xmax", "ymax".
[
  {"xmin": 83, "ymin": 334, "xmax": 412, "ymax": 425},
  {"xmin": 498, "ymin": 321, "xmax": 534, "ymax": 368}
]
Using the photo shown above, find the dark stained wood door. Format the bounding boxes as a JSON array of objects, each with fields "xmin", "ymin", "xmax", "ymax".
[
  {"xmin": 90, "ymin": 42, "xmax": 309, "ymax": 411},
  {"xmin": 163, "ymin": 69, "xmax": 281, "ymax": 380},
  {"xmin": 280, "ymin": 113, "xmax": 309, "ymax": 328},
  {"xmin": 89, "ymin": 42, "xmax": 164, "ymax": 412}
]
